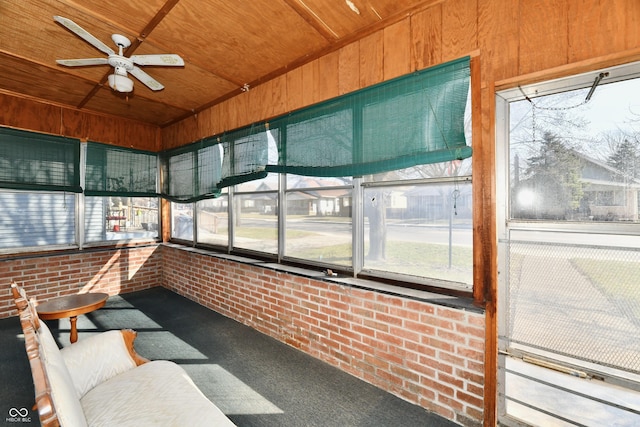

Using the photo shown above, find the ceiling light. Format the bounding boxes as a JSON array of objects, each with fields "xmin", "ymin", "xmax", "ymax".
[
  {"xmin": 346, "ymin": 0, "xmax": 360, "ymax": 15},
  {"xmin": 108, "ymin": 73, "xmax": 134, "ymax": 93}
]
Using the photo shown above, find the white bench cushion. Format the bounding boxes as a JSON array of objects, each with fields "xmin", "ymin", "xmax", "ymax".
[
  {"xmin": 61, "ymin": 330, "xmax": 137, "ymax": 398},
  {"xmin": 81, "ymin": 360, "xmax": 235, "ymax": 427},
  {"xmin": 38, "ymin": 321, "xmax": 88, "ymax": 427}
]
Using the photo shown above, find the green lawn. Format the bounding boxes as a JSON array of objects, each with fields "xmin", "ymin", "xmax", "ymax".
[
  {"xmin": 235, "ymin": 227, "xmax": 313, "ymax": 239},
  {"xmin": 227, "ymin": 224, "xmax": 473, "ymax": 284},
  {"xmin": 572, "ymin": 258, "xmax": 640, "ymax": 319},
  {"xmin": 293, "ymin": 240, "xmax": 472, "ymax": 283}
]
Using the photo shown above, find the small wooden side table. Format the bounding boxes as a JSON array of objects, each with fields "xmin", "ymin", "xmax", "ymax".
[{"xmin": 36, "ymin": 293, "xmax": 109, "ymax": 343}]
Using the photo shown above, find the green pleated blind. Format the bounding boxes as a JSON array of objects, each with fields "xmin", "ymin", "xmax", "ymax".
[
  {"xmin": 218, "ymin": 124, "xmax": 269, "ymax": 188},
  {"xmin": 161, "ymin": 148, "xmax": 197, "ymax": 203},
  {"xmin": 160, "ymin": 139, "xmax": 223, "ymax": 203},
  {"xmin": 198, "ymin": 143, "xmax": 223, "ymax": 196},
  {"xmin": 268, "ymin": 56, "xmax": 471, "ymax": 176},
  {"xmin": 0, "ymin": 127, "xmax": 81, "ymax": 192},
  {"xmin": 85, "ymin": 142, "xmax": 158, "ymax": 197},
  {"xmin": 160, "ymin": 57, "xmax": 471, "ymax": 201},
  {"xmin": 273, "ymin": 107, "xmax": 354, "ymax": 176}
]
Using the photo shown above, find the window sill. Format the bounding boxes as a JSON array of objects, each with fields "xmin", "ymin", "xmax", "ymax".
[
  {"xmin": 162, "ymin": 243, "xmax": 483, "ymax": 314},
  {"xmin": 0, "ymin": 240, "xmax": 161, "ymax": 261}
]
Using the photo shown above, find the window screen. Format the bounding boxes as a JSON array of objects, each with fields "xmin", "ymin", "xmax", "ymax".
[
  {"xmin": 0, "ymin": 191, "xmax": 75, "ymax": 249},
  {"xmin": 0, "ymin": 127, "xmax": 81, "ymax": 193},
  {"xmin": 85, "ymin": 142, "xmax": 158, "ymax": 197}
]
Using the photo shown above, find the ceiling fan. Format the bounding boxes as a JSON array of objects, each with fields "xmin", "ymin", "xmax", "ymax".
[{"xmin": 53, "ymin": 15, "xmax": 184, "ymax": 93}]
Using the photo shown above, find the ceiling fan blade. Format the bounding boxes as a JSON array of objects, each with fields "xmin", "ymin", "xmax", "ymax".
[
  {"xmin": 56, "ymin": 58, "xmax": 109, "ymax": 67},
  {"xmin": 130, "ymin": 54, "xmax": 184, "ymax": 67},
  {"xmin": 129, "ymin": 66, "xmax": 164, "ymax": 91},
  {"xmin": 53, "ymin": 16, "xmax": 115, "ymax": 56}
]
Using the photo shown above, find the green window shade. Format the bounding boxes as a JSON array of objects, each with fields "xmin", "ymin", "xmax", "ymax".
[
  {"xmin": 268, "ymin": 56, "xmax": 471, "ymax": 176},
  {"xmin": 85, "ymin": 142, "xmax": 158, "ymax": 197},
  {"xmin": 272, "ymin": 107, "xmax": 354, "ymax": 176},
  {"xmin": 218, "ymin": 124, "xmax": 269, "ymax": 188},
  {"xmin": 160, "ymin": 139, "xmax": 222, "ymax": 203},
  {"xmin": 198, "ymin": 143, "xmax": 223, "ymax": 196},
  {"xmin": 162, "ymin": 149, "xmax": 197, "ymax": 203},
  {"xmin": 160, "ymin": 57, "xmax": 470, "ymax": 200},
  {"xmin": 0, "ymin": 127, "xmax": 81, "ymax": 192}
]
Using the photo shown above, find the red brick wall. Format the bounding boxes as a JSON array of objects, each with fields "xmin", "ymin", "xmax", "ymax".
[
  {"xmin": 162, "ymin": 245, "xmax": 485, "ymax": 426},
  {"xmin": 1, "ymin": 243, "xmax": 484, "ymax": 425},
  {"xmin": 1, "ymin": 245, "xmax": 161, "ymax": 318}
]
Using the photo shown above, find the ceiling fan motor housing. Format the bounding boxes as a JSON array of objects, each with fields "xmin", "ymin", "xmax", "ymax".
[
  {"xmin": 108, "ymin": 55, "xmax": 134, "ymax": 74},
  {"xmin": 107, "ymin": 53, "xmax": 134, "ymax": 92}
]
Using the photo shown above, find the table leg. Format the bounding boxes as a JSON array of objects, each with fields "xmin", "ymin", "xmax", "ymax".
[{"xmin": 69, "ymin": 316, "xmax": 78, "ymax": 343}]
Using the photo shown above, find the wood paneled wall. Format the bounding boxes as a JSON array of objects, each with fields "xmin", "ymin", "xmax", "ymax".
[
  {"xmin": 163, "ymin": 0, "xmax": 640, "ymax": 149},
  {"xmin": 162, "ymin": 0, "xmax": 482, "ymax": 148},
  {"xmin": 0, "ymin": 92, "xmax": 160, "ymax": 150}
]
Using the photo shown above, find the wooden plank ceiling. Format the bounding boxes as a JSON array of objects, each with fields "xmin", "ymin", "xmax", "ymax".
[{"xmin": 0, "ymin": 0, "xmax": 433, "ymax": 127}]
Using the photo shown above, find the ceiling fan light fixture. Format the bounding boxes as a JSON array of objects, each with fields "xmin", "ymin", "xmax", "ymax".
[{"xmin": 108, "ymin": 73, "xmax": 134, "ymax": 92}]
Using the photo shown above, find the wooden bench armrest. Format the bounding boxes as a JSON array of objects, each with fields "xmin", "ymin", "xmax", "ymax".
[
  {"xmin": 120, "ymin": 329, "xmax": 150, "ymax": 366},
  {"xmin": 21, "ymin": 323, "xmax": 59, "ymax": 427}
]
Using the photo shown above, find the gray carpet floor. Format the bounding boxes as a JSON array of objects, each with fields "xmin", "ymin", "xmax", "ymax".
[{"xmin": 1, "ymin": 286, "xmax": 458, "ymax": 427}]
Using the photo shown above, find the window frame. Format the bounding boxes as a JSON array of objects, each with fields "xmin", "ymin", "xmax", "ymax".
[
  {"xmin": 175, "ymin": 164, "xmax": 474, "ymax": 297},
  {"xmin": 496, "ymin": 60, "xmax": 640, "ymax": 427},
  {"xmin": 497, "ymin": 64, "xmax": 640, "ymax": 345},
  {"xmin": 497, "ymin": 61, "xmax": 640, "ymax": 237},
  {"xmin": 0, "ymin": 139, "xmax": 162, "ymax": 254}
]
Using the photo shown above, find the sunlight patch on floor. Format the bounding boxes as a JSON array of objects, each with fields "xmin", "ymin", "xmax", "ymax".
[{"xmin": 182, "ymin": 364, "xmax": 283, "ymax": 415}]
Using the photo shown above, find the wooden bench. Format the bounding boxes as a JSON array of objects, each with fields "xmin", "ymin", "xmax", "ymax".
[{"xmin": 11, "ymin": 283, "xmax": 236, "ymax": 427}]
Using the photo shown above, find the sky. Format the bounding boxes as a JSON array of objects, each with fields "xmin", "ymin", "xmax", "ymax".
[
  {"xmin": 509, "ymin": 74, "xmax": 640, "ymax": 163},
  {"xmin": 581, "ymin": 78, "xmax": 640, "ymax": 136}
]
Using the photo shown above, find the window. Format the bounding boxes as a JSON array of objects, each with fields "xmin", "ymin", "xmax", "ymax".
[
  {"xmin": 362, "ymin": 165, "xmax": 472, "ymax": 287},
  {"xmin": 233, "ymin": 174, "xmax": 278, "ymax": 254},
  {"xmin": 172, "ymin": 159, "xmax": 471, "ymax": 291},
  {"xmin": 285, "ymin": 176, "xmax": 353, "ymax": 267},
  {"xmin": 197, "ymin": 192, "xmax": 228, "ymax": 247},
  {"xmin": 85, "ymin": 196, "xmax": 159, "ymax": 242},
  {"xmin": 508, "ymin": 76, "xmax": 640, "ymax": 223},
  {"xmin": 168, "ymin": 57, "xmax": 473, "ymax": 293},
  {"xmin": 0, "ymin": 191, "xmax": 75, "ymax": 250},
  {"xmin": 497, "ymin": 62, "xmax": 640, "ymax": 426},
  {"xmin": 171, "ymin": 201, "xmax": 193, "ymax": 241},
  {"xmin": 0, "ymin": 130, "xmax": 162, "ymax": 251}
]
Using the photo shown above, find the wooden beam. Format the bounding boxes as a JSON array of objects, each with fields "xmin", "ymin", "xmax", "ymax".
[
  {"xmin": 471, "ymin": 52, "xmax": 498, "ymax": 426},
  {"xmin": 282, "ymin": 0, "xmax": 340, "ymax": 41}
]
